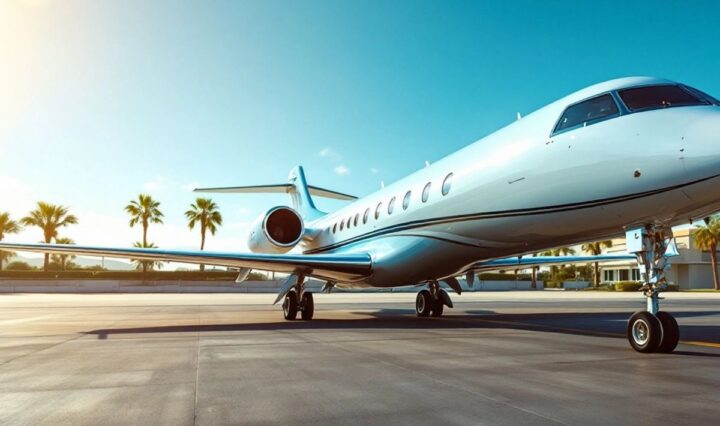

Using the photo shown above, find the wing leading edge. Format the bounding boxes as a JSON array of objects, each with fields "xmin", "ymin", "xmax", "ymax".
[{"xmin": 0, "ymin": 242, "xmax": 372, "ymax": 282}]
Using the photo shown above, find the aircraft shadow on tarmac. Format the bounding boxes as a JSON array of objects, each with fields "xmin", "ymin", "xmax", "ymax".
[{"xmin": 85, "ymin": 309, "xmax": 720, "ymax": 355}]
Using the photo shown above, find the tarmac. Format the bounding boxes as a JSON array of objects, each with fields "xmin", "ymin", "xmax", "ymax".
[{"xmin": 1, "ymin": 292, "xmax": 719, "ymax": 425}]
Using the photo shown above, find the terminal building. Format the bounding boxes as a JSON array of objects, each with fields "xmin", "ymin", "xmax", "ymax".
[{"xmin": 599, "ymin": 228, "xmax": 719, "ymax": 289}]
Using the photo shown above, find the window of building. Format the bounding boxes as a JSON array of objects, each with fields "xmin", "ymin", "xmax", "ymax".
[
  {"xmin": 422, "ymin": 182, "xmax": 431, "ymax": 203},
  {"xmin": 442, "ymin": 173, "xmax": 453, "ymax": 196},
  {"xmin": 375, "ymin": 202, "xmax": 383, "ymax": 220},
  {"xmin": 553, "ymin": 93, "xmax": 619, "ymax": 135},
  {"xmin": 403, "ymin": 190, "xmax": 411, "ymax": 210},
  {"xmin": 619, "ymin": 269, "xmax": 629, "ymax": 281},
  {"xmin": 618, "ymin": 85, "xmax": 708, "ymax": 112},
  {"xmin": 388, "ymin": 197, "xmax": 396, "ymax": 215},
  {"xmin": 354, "ymin": 213, "xmax": 359, "ymax": 227},
  {"xmin": 631, "ymin": 268, "xmax": 641, "ymax": 281},
  {"xmin": 363, "ymin": 208, "xmax": 370, "ymax": 224}
]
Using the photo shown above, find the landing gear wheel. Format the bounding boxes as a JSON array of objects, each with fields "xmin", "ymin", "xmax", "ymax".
[
  {"xmin": 282, "ymin": 290, "xmax": 298, "ymax": 320},
  {"xmin": 430, "ymin": 299, "xmax": 444, "ymax": 317},
  {"xmin": 656, "ymin": 311, "xmax": 679, "ymax": 353},
  {"xmin": 300, "ymin": 292, "xmax": 315, "ymax": 320},
  {"xmin": 627, "ymin": 311, "xmax": 662, "ymax": 353},
  {"xmin": 416, "ymin": 290, "xmax": 432, "ymax": 317}
]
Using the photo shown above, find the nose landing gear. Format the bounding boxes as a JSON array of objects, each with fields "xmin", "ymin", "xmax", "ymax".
[{"xmin": 625, "ymin": 226, "xmax": 680, "ymax": 353}]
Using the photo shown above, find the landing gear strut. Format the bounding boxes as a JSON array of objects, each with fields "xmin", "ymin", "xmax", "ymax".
[
  {"xmin": 416, "ymin": 281, "xmax": 452, "ymax": 317},
  {"xmin": 625, "ymin": 226, "xmax": 680, "ymax": 353},
  {"xmin": 280, "ymin": 274, "xmax": 315, "ymax": 321}
]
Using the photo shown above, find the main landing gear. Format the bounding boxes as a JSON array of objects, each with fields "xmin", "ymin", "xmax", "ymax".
[
  {"xmin": 415, "ymin": 280, "xmax": 455, "ymax": 317},
  {"xmin": 277, "ymin": 274, "xmax": 315, "ymax": 321},
  {"xmin": 625, "ymin": 226, "xmax": 680, "ymax": 353}
]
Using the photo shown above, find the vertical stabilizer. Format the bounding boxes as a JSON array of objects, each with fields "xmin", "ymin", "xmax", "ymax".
[{"xmin": 287, "ymin": 166, "xmax": 325, "ymax": 220}]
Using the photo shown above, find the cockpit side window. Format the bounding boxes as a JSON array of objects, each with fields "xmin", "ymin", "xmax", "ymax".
[
  {"xmin": 618, "ymin": 85, "xmax": 709, "ymax": 112},
  {"xmin": 552, "ymin": 94, "xmax": 619, "ymax": 135},
  {"xmin": 681, "ymin": 85, "xmax": 720, "ymax": 106}
]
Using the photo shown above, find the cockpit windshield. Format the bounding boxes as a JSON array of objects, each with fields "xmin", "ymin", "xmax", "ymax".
[{"xmin": 618, "ymin": 85, "xmax": 709, "ymax": 112}]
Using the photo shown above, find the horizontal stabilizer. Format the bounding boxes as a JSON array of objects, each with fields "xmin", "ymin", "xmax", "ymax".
[{"xmin": 194, "ymin": 184, "xmax": 357, "ymax": 201}]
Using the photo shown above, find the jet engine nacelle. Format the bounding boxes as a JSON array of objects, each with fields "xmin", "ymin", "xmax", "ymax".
[{"xmin": 247, "ymin": 206, "xmax": 305, "ymax": 254}]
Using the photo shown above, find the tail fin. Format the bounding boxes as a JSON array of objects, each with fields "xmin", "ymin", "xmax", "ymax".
[
  {"xmin": 287, "ymin": 166, "xmax": 324, "ymax": 220},
  {"xmin": 193, "ymin": 166, "xmax": 357, "ymax": 220}
]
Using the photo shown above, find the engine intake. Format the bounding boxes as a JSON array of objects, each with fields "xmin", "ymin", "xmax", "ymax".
[{"xmin": 248, "ymin": 206, "xmax": 304, "ymax": 253}]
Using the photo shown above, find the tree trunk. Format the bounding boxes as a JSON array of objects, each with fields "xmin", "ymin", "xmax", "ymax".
[
  {"xmin": 594, "ymin": 262, "xmax": 600, "ymax": 287},
  {"xmin": 199, "ymin": 225, "xmax": 206, "ymax": 272},
  {"xmin": 531, "ymin": 267, "xmax": 537, "ymax": 289},
  {"xmin": 711, "ymin": 246, "xmax": 719, "ymax": 291},
  {"xmin": 142, "ymin": 223, "xmax": 148, "ymax": 274}
]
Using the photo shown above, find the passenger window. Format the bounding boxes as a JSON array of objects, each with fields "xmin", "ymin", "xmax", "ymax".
[
  {"xmin": 347, "ymin": 217, "xmax": 352, "ymax": 229},
  {"xmin": 619, "ymin": 85, "xmax": 708, "ymax": 112},
  {"xmin": 375, "ymin": 202, "xmax": 383, "ymax": 220},
  {"xmin": 442, "ymin": 173, "xmax": 453, "ymax": 196},
  {"xmin": 422, "ymin": 182, "xmax": 431, "ymax": 203},
  {"xmin": 339, "ymin": 221, "xmax": 344, "ymax": 231},
  {"xmin": 354, "ymin": 213, "xmax": 359, "ymax": 227},
  {"xmin": 403, "ymin": 191, "xmax": 411, "ymax": 210},
  {"xmin": 553, "ymin": 94, "xmax": 619, "ymax": 135},
  {"xmin": 388, "ymin": 197, "xmax": 396, "ymax": 215},
  {"xmin": 363, "ymin": 208, "xmax": 370, "ymax": 224},
  {"xmin": 332, "ymin": 223, "xmax": 337, "ymax": 234}
]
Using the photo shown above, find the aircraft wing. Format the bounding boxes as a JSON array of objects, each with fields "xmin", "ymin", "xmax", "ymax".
[
  {"xmin": 0, "ymin": 242, "xmax": 372, "ymax": 281},
  {"xmin": 469, "ymin": 254, "xmax": 637, "ymax": 272}
]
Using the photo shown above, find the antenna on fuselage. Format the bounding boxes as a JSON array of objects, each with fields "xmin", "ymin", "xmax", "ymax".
[
  {"xmin": 380, "ymin": 181, "xmax": 385, "ymax": 189},
  {"xmin": 516, "ymin": 112, "xmax": 522, "ymax": 121},
  {"xmin": 425, "ymin": 161, "xmax": 430, "ymax": 168}
]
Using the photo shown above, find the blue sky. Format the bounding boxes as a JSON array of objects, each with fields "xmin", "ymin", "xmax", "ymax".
[{"xmin": 1, "ymin": 0, "xmax": 719, "ymax": 253}]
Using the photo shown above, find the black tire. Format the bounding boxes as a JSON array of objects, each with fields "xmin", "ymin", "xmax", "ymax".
[
  {"xmin": 416, "ymin": 290, "xmax": 432, "ymax": 317},
  {"xmin": 301, "ymin": 292, "xmax": 314, "ymax": 321},
  {"xmin": 627, "ymin": 311, "xmax": 662, "ymax": 353},
  {"xmin": 283, "ymin": 291, "xmax": 298, "ymax": 320},
  {"xmin": 430, "ymin": 299, "xmax": 444, "ymax": 317},
  {"xmin": 656, "ymin": 311, "xmax": 679, "ymax": 353}
]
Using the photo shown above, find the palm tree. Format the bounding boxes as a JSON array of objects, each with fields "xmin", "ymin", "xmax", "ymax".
[
  {"xmin": 131, "ymin": 241, "xmax": 164, "ymax": 272},
  {"xmin": 51, "ymin": 237, "xmax": 76, "ymax": 271},
  {"xmin": 582, "ymin": 240, "xmax": 614, "ymax": 287},
  {"xmin": 21, "ymin": 203, "xmax": 78, "ymax": 271},
  {"xmin": 539, "ymin": 246, "xmax": 577, "ymax": 280},
  {"xmin": 125, "ymin": 195, "xmax": 163, "ymax": 272},
  {"xmin": 185, "ymin": 198, "xmax": 223, "ymax": 271},
  {"xmin": 0, "ymin": 212, "xmax": 22, "ymax": 272},
  {"xmin": 693, "ymin": 219, "xmax": 720, "ymax": 290},
  {"xmin": 125, "ymin": 194, "xmax": 164, "ymax": 247}
]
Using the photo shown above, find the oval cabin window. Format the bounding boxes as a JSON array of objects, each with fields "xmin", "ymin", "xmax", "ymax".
[
  {"xmin": 422, "ymin": 182, "xmax": 431, "ymax": 203},
  {"xmin": 442, "ymin": 173, "xmax": 453, "ymax": 196}
]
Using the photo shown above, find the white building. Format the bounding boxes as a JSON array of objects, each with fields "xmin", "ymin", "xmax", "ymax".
[{"xmin": 600, "ymin": 228, "xmax": 719, "ymax": 289}]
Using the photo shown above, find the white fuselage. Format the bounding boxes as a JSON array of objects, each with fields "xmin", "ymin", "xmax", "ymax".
[{"xmin": 298, "ymin": 77, "xmax": 720, "ymax": 288}]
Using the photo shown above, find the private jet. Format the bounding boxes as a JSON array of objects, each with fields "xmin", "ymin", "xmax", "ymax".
[{"xmin": 3, "ymin": 76, "xmax": 720, "ymax": 354}]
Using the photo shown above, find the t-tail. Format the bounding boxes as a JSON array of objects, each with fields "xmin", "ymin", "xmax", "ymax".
[{"xmin": 194, "ymin": 166, "xmax": 357, "ymax": 220}]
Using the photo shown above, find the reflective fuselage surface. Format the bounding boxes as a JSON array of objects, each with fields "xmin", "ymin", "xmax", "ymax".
[{"xmin": 302, "ymin": 77, "xmax": 720, "ymax": 287}]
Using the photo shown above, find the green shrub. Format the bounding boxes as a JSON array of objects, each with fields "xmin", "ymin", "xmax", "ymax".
[
  {"xmin": 544, "ymin": 280, "xmax": 563, "ymax": 288},
  {"xmin": 614, "ymin": 281, "xmax": 643, "ymax": 292}
]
